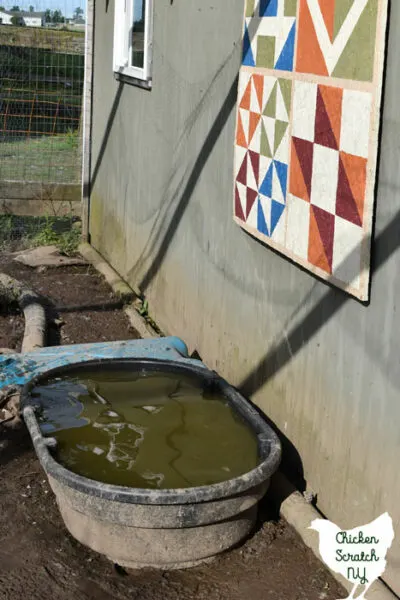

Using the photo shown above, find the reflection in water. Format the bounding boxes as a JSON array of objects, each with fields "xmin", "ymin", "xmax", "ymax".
[
  {"xmin": 132, "ymin": 0, "xmax": 145, "ymax": 68},
  {"xmin": 32, "ymin": 370, "xmax": 259, "ymax": 489}
]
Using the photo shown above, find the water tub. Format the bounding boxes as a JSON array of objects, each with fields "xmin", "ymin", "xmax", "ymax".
[{"xmin": 22, "ymin": 358, "xmax": 281, "ymax": 569}]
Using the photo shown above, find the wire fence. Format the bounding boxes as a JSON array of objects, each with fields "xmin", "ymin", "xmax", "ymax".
[{"xmin": 0, "ymin": 0, "xmax": 85, "ymax": 245}]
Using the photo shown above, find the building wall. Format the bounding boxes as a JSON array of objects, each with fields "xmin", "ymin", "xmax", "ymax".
[
  {"xmin": 23, "ymin": 17, "xmax": 43, "ymax": 27},
  {"xmin": 90, "ymin": 0, "xmax": 400, "ymax": 592},
  {"xmin": 0, "ymin": 12, "xmax": 13, "ymax": 24}
]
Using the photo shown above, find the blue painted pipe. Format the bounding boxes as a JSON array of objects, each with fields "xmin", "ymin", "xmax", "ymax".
[{"xmin": 0, "ymin": 337, "xmax": 194, "ymax": 390}]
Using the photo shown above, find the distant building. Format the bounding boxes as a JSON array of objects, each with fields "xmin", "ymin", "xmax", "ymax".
[
  {"xmin": 0, "ymin": 9, "xmax": 45, "ymax": 27},
  {"xmin": 21, "ymin": 11, "xmax": 45, "ymax": 27}
]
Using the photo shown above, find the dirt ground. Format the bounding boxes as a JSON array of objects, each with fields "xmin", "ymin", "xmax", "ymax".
[{"xmin": 0, "ymin": 250, "xmax": 345, "ymax": 600}]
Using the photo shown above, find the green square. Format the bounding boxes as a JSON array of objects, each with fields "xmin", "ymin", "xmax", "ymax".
[
  {"xmin": 256, "ymin": 36, "xmax": 275, "ymax": 69},
  {"xmin": 246, "ymin": 0, "xmax": 255, "ymax": 17},
  {"xmin": 284, "ymin": 0, "xmax": 298, "ymax": 17}
]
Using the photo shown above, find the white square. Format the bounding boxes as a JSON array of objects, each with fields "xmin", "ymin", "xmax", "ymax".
[
  {"xmin": 292, "ymin": 81, "xmax": 317, "ymax": 143},
  {"xmin": 286, "ymin": 194, "xmax": 310, "ymax": 261},
  {"xmin": 340, "ymin": 90, "xmax": 372, "ymax": 159},
  {"xmin": 310, "ymin": 144, "xmax": 339, "ymax": 214},
  {"xmin": 332, "ymin": 216, "xmax": 363, "ymax": 290}
]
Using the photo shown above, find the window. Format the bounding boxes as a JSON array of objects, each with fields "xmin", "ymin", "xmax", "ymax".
[{"xmin": 113, "ymin": 0, "xmax": 153, "ymax": 85}]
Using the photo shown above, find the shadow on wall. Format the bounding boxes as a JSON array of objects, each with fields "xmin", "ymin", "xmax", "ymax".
[{"xmin": 88, "ymin": 2, "xmax": 399, "ymax": 493}]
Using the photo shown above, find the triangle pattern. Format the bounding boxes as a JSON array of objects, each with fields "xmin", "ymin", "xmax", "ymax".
[
  {"xmin": 236, "ymin": 154, "xmax": 247, "ymax": 185},
  {"xmin": 319, "ymin": 0, "xmax": 335, "ymax": 43},
  {"xmin": 257, "ymin": 197, "xmax": 269, "ymax": 236},
  {"xmin": 247, "ymin": 195, "xmax": 258, "ymax": 229},
  {"xmin": 236, "ymin": 181, "xmax": 247, "ymax": 217},
  {"xmin": 278, "ymin": 78, "xmax": 292, "ymax": 120},
  {"xmin": 270, "ymin": 200, "xmax": 286, "ymax": 234},
  {"xmin": 274, "ymin": 127, "xmax": 289, "ymax": 163},
  {"xmin": 252, "ymin": 75, "xmax": 264, "ymax": 112},
  {"xmin": 292, "ymin": 137, "xmax": 313, "ymax": 201},
  {"xmin": 274, "ymin": 120, "xmax": 288, "ymax": 154},
  {"xmin": 247, "ymin": 153, "xmax": 258, "ymax": 191},
  {"xmin": 260, "ymin": 0, "xmax": 278, "ymax": 17},
  {"xmin": 235, "ymin": 184, "xmax": 245, "ymax": 221},
  {"xmin": 272, "ymin": 164, "xmax": 284, "ymax": 204},
  {"xmin": 248, "ymin": 150, "xmax": 260, "ymax": 187},
  {"xmin": 274, "ymin": 160, "xmax": 288, "ymax": 198},
  {"xmin": 312, "ymin": 205, "xmax": 335, "ymax": 272},
  {"xmin": 236, "ymin": 113, "xmax": 247, "ymax": 148},
  {"xmin": 260, "ymin": 123, "xmax": 272, "ymax": 158},
  {"xmin": 309, "ymin": 207, "xmax": 330, "ymax": 273},
  {"xmin": 275, "ymin": 84, "xmax": 289, "ymax": 122},
  {"xmin": 315, "ymin": 87, "xmax": 338, "ymax": 150},
  {"xmin": 336, "ymin": 154, "xmax": 363, "ymax": 226},
  {"xmin": 242, "ymin": 24, "xmax": 255, "ymax": 67},
  {"xmin": 260, "ymin": 162, "xmax": 273, "ymax": 198},
  {"xmin": 274, "ymin": 22, "xmax": 296, "ymax": 72},
  {"xmin": 246, "ymin": 187, "xmax": 258, "ymax": 219},
  {"xmin": 263, "ymin": 116, "xmax": 275, "ymax": 156},
  {"xmin": 240, "ymin": 109, "xmax": 249, "ymax": 146},
  {"xmin": 264, "ymin": 83, "xmax": 277, "ymax": 118},
  {"xmin": 249, "ymin": 112, "xmax": 261, "ymax": 146},
  {"xmin": 240, "ymin": 78, "xmax": 252, "ymax": 110}
]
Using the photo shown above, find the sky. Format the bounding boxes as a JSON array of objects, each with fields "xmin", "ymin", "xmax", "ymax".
[{"xmin": 3, "ymin": 0, "xmax": 85, "ymax": 18}]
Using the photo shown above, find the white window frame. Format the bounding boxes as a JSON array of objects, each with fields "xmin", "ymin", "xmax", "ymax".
[{"xmin": 113, "ymin": 0, "xmax": 153, "ymax": 83}]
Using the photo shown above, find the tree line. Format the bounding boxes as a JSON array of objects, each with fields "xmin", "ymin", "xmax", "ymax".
[{"xmin": 1, "ymin": 5, "xmax": 84, "ymax": 24}]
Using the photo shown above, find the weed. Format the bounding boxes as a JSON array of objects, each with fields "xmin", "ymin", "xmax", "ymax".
[
  {"xmin": 32, "ymin": 216, "xmax": 59, "ymax": 247},
  {"xmin": 30, "ymin": 215, "xmax": 81, "ymax": 256},
  {"xmin": 138, "ymin": 299, "xmax": 149, "ymax": 317},
  {"xmin": 56, "ymin": 226, "xmax": 80, "ymax": 256},
  {"xmin": 65, "ymin": 128, "xmax": 79, "ymax": 150}
]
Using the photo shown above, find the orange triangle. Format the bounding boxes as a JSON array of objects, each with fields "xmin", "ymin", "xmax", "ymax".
[
  {"xmin": 240, "ymin": 79, "xmax": 252, "ymax": 110},
  {"xmin": 319, "ymin": 85, "xmax": 343, "ymax": 148},
  {"xmin": 289, "ymin": 139, "xmax": 310, "ymax": 202},
  {"xmin": 308, "ymin": 208, "xmax": 330, "ymax": 273},
  {"xmin": 318, "ymin": 0, "xmax": 335, "ymax": 42},
  {"xmin": 296, "ymin": 0, "xmax": 329, "ymax": 76},
  {"xmin": 340, "ymin": 152, "xmax": 367, "ymax": 222},
  {"xmin": 236, "ymin": 113, "xmax": 247, "ymax": 148},
  {"xmin": 253, "ymin": 74, "xmax": 264, "ymax": 112},
  {"xmin": 248, "ymin": 112, "xmax": 260, "ymax": 145}
]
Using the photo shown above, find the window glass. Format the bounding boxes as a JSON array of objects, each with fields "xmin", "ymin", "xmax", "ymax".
[{"xmin": 131, "ymin": 0, "xmax": 145, "ymax": 69}]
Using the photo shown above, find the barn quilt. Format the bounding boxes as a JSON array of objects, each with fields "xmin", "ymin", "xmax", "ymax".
[{"xmin": 234, "ymin": 0, "xmax": 389, "ymax": 301}]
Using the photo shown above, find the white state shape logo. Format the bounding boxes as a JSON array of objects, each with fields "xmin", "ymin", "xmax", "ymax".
[
  {"xmin": 306, "ymin": 0, "xmax": 368, "ymax": 75},
  {"xmin": 309, "ymin": 512, "xmax": 395, "ymax": 599}
]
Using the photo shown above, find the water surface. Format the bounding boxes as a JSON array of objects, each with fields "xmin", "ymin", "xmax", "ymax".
[{"xmin": 31, "ymin": 370, "xmax": 259, "ymax": 489}]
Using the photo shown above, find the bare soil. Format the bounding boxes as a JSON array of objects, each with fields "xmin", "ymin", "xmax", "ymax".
[
  {"xmin": 0, "ymin": 253, "xmax": 139, "ymax": 347},
  {"xmin": 0, "ymin": 251, "xmax": 345, "ymax": 600}
]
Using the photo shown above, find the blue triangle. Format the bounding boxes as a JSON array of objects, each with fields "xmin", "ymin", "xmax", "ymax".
[
  {"xmin": 257, "ymin": 198, "xmax": 269, "ymax": 236},
  {"xmin": 259, "ymin": 163, "xmax": 273, "ymax": 198},
  {"xmin": 274, "ymin": 160, "xmax": 288, "ymax": 198},
  {"xmin": 242, "ymin": 24, "xmax": 255, "ymax": 67},
  {"xmin": 260, "ymin": 0, "xmax": 278, "ymax": 17},
  {"xmin": 270, "ymin": 200, "xmax": 285, "ymax": 234},
  {"xmin": 274, "ymin": 22, "xmax": 296, "ymax": 72}
]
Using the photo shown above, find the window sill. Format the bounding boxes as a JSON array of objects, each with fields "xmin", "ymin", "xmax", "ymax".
[{"xmin": 114, "ymin": 71, "xmax": 152, "ymax": 90}]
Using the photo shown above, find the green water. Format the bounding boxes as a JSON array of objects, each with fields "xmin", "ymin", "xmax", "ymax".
[{"xmin": 31, "ymin": 370, "xmax": 259, "ymax": 490}]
